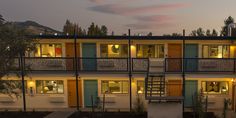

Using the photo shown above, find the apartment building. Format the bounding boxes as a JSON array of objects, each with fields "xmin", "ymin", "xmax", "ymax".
[{"xmin": 0, "ymin": 36, "xmax": 236, "ymax": 115}]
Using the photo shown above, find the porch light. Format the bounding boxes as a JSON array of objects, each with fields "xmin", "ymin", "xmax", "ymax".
[
  {"xmin": 217, "ymin": 54, "xmax": 222, "ymax": 58},
  {"xmin": 28, "ymin": 81, "xmax": 34, "ymax": 88},
  {"xmin": 231, "ymin": 78, "xmax": 236, "ymax": 82},
  {"xmin": 114, "ymin": 45, "xmax": 119, "ymax": 49},
  {"xmin": 138, "ymin": 90, "xmax": 143, "ymax": 94}
]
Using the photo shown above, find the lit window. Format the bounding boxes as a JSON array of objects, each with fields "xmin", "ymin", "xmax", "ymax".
[
  {"xmin": 137, "ymin": 81, "xmax": 144, "ymax": 94},
  {"xmin": 101, "ymin": 80, "xmax": 129, "ymax": 94},
  {"xmin": 137, "ymin": 44, "xmax": 164, "ymax": 58},
  {"xmin": 201, "ymin": 81, "xmax": 229, "ymax": 94},
  {"xmin": 36, "ymin": 80, "xmax": 64, "ymax": 94},
  {"xmin": 100, "ymin": 44, "xmax": 128, "ymax": 57},
  {"xmin": 202, "ymin": 45, "xmax": 229, "ymax": 58},
  {"xmin": 34, "ymin": 44, "xmax": 62, "ymax": 57}
]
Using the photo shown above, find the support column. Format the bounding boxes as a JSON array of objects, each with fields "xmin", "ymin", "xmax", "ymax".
[
  {"xmin": 20, "ymin": 52, "xmax": 26, "ymax": 111},
  {"xmin": 74, "ymin": 28, "xmax": 80, "ymax": 111},
  {"xmin": 128, "ymin": 29, "xmax": 132, "ymax": 111}
]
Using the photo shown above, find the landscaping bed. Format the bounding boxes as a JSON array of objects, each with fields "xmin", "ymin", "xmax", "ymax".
[
  {"xmin": 0, "ymin": 111, "xmax": 51, "ymax": 118},
  {"xmin": 69, "ymin": 111, "xmax": 147, "ymax": 118}
]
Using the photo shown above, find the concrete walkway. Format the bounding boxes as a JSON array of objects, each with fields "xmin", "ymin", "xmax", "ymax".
[{"xmin": 44, "ymin": 109, "xmax": 76, "ymax": 118}]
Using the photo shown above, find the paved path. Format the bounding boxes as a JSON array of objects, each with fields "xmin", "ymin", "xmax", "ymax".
[{"xmin": 44, "ymin": 109, "xmax": 76, "ymax": 118}]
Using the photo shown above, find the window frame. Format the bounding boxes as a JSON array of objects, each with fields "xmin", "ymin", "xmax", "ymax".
[
  {"xmin": 202, "ymin": 45, "xmax": 230, "ymax": 58},
  {"xmin": 136, "ymin": 44, "xmax": 165, "ymax": 58},
  {"xmin": 101, "ymin": 80, "xmax": 129, "ymax": 94},
  {"xmin": 36, "ymin": 80, "xmax": 64, "ymax": 94},
  {"xmin": 137, "ymin": 80, "xmax": 145, "ymax": 94},
  {"xmin": 34, "ymin": 43, "xmax": 62, "ymax": 57},
  {"xmin": 201, "ymin": 81, "xmax": 229, "ymax": 95},
  {"xmin": 100, "ymin": 44, "xmax": 128, "ymax": 58}
]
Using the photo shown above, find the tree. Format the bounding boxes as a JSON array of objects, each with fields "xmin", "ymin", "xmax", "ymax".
[
  {"xmin": 0, "ymin": 17, "xmax": 34, "ymax": 97},
  {"xmin": 212, "ymin": 29, "xmax": 218, "ymax": 36},
  {"xmin": 0, "ymin": 14, "xmax": 4, "ymax": 25},
  {"xmin": 221, "ymin": 16, "xmax": 234, "ymax": 36},
  {"xmin": 190, "ymin": 28, "xmax": 205, "ymax": 36},
  {"xmin": 63, "ymin": 19, "xmax": 74, "ymax": 35},
  {"xmin": 87, "ymin": 22, "xmax": 95, "ymax": 36},
  {"xmin": 163, "ymin": 33, "xmax": 181, "ymax": 36},
  {"xmin": 206, "ymin": 29, "xmax": 211, "ymax": 36},
  {"xmin": 100, "ymin": 25, "xmax": 108, "ymax": 36},
  {"xmin": 147, "ymin": 32, "xmax": 152, "ymax": 36}
]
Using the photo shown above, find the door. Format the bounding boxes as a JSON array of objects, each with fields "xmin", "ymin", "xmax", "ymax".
[
  {"xmin": 82, "ymin": 43, "xmax": 97, "ymax": 71},
  {"xmin": 185, "ymin": 44, "xmax": 198, "ymax": 72},
  {"xmin": 68, "ymin": 80, "xmax": 82, "ymax": 107},
  {"xmin": 168, "ymin": 44, "xmax": 182, "ymax": 72},
  {"xmin": 185, "ymin": 80, "xmax": 198, "ymax": 107},
  {"xmin": 84, "ymin": 80, "xmax": 98, "ymax": 107},
  {"xmin": 168, "ymin": 80, "xmax": 182, "ymax": 96},
  {"xmin": 66, "ymin": 43, "xmax": 80, "ymax": 70}
]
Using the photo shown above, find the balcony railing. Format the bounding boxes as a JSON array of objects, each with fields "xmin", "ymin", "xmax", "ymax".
[
  {"xmin": 11, "ymin": 57, "xmax": 236, "ymax": 73},
  {"xmin": 165, "ymin": 58, "xmax": 236, "ymax": 73}
]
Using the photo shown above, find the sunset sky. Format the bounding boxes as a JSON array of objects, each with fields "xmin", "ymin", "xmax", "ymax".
[{"xmin": 1, "ymin": 0, "xmax": 236, "ymax": 35}]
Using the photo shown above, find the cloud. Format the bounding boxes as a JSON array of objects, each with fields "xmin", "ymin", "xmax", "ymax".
[
  {"xmin": 89, "ymin": 0, "xmax": 103, "ymax": 3},
  {"xmin": 125, "ymin": 22, "xmax": 173, "ymax": 30},
  {"xmin": 89, "ymin": 3, "xmax": 190, "ymax": 16},
  {"xmin": 135, "ymin": 15, "xmax": 174, "ymax": 22}
]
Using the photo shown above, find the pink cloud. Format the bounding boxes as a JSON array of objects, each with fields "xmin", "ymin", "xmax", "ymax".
[
  {"xmin": 125, "ymin": 22, "xmax": 174, "ymax": 30},
  {"xmin": 135, "ymin": 15, "xmax": 174, "ymax": 22},
  {"xmin": 89, "ymin": 3, "xmax": 190, "ymax": 15}
]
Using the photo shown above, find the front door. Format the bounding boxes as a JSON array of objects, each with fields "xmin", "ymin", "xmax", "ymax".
[
  {"xmin": 68, "ymin": 80, "xmax": 82, "ymax": 107},
  {"xmin": 168, "ymin": 80, "xmax": 182, "ymax": 96},
  {"xmin": 167, "ymin": 44, "xmax": 182, "ymax": 72},
  {"xmin": 82, "ymin": 43, "xmax": 97, "ymax": 71},
  {"xmin": 185, "ymin": 80, "xmax": 198, "ymax": 107},
  {"xmin": 84, "ymin": 80, "xmax": 98, "ymax": 107},
  {"xmin": 66, "ymin": 43, "xmax": 80, "ymax": 70},
  {"xmin": 185, "ymin": 44, "xmax": 198, "ymax": 72}
]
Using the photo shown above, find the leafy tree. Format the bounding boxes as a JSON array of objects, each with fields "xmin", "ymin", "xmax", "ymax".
[
  {"xmin": 221, "ymin": 16, "xmax": 234, "ymax": 36},
  {"xmin": 163, "ymin": 33, "xmax": 182, "ymax": 36},
  {"xmin": 212, "ymin": 29, "xmax": 218, "ymax": 36},
  {"xmin": 63, "ymin": 19, "xmax": 74, "ymax": 35},
  {"xmin": 147, "ymin": 32, "xmax": 152, "ymax": 36},
  {"xmin": 0, "ymin": 15, "xmax": 34, "ymax": 97},
  {"xmin": 0, "ymin": 14, "xmax": 4, "ymax": 25},
  {"xmin": 100, "ymin": 25, "xmax": 108, "ymax": 36},
  {"xmin": 206, "ymin": 29, "xmax": 211, "ymax": 36},
  {"xmin": 87, "ymin": 22, "xmax": 96, "ymax": 36},
  {"xmin": 190, "ymin": 28, "xmax": 205, "ymax": 36}
]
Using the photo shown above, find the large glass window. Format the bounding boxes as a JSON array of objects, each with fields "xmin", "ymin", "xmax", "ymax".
[
  {"xmin": 35, "ymin": 44, "xmax": 62, "ymax": 57},
  {"xmin": 137, "ymin": 44, "xmax": 164, "ymax": 58},
  {"xmin": 101, "ymin": 80, "xmax": 129, "ymax": 94},
  {"xmin": 100, "ymin": 44, "xmax": 128, "ymax": 57},
  {"xmin": 36, "ymin": 80, "xmax": 64, "ymax": 94},
  {"xmin": 202, "ymin": 45, "xmax": 229, "ymax": 58},
  {"xmin": 201, "ymin": 81, "xmax": 229, "ymax": 94},
  {"xmin": 137, "ymin": 81, "xmax": 144, "ymax": 94}
]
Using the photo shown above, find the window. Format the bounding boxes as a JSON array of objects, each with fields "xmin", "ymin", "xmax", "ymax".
[
  {"xmin": 137, "ymin": 81, "xmax": 144, "ymax": 94},
  {"xmin": 36, "ymin": 80, "xmax": 64, "ymax": 94},
  {"xmin": 100, "ymin": 44, "xmax": 128, "ymax": 57},
  {"xmin": 35, "ymin": 44, "xmax": 62, "ymax": 57},
  {"xmin": 137, "ymin": 44, "xmax": 164, "ymax": 58},
  {"xmin": 201, "ymin": 81, "xmax": 229, "ymax": 94},
  {"xmin": 0, "ymin": 80, "xmax": 27, "ymax": 94},
  {"xmin": 101, "ymin": 80, "xmax": 129, "ymax": 94},
  {"xmin": 202, "ymin": 45, "xmax": 229, "ymax": 58}
]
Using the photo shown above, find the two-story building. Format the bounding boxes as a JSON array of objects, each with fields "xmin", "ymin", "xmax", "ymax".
[{"xmin": 1, "ymin": 35, "xmax": 236, "ymax": 116}]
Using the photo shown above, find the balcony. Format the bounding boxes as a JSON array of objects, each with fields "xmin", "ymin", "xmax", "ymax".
[
  {"xmin": 165, "ymin": 58, "xmax": 236, "ymax": 73},
  {"xmin": 11, "ymin": 57, "xmax": 236, "ymax": 74}
]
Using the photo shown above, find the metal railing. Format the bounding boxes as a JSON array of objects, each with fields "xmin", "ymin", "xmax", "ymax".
[{"xmin": 11, "ymin": 57, "xmax": 236, "ymax": 73}]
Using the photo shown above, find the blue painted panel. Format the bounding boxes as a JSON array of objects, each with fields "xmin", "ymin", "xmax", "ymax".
[
  {"xmin": 84, "ymin": 80, "xmax": 98, "ymax": 107},
  {"xmin": 185, "ymin": 44, "xmax": 198, "ymax": 71},
  {"xmin": 82, "ymin": 43, "xmax": 97, "ymax": 71},
  {"xmin": 185, "ymin": 80, "xmax": 198, "ymax": 107}
]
